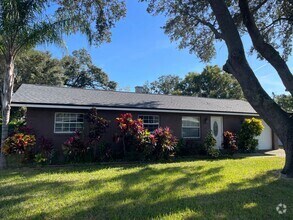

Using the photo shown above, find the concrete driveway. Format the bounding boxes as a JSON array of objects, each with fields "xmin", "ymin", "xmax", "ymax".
[{"xmin": 264, "ymin": 149, "xmax": 285, "ymax": 157}]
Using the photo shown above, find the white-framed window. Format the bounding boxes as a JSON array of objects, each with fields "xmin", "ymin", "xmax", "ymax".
[
  {"xmin": 139, "ymin": 115, "xmax": 159, "ymax": 132},
  {"xmin": 182, "ymin": 116, "xmax": 200, "ymax": 138},
  {"xmin": 54, "ymin": 113, "xmax": 84, "ymax": 133}
]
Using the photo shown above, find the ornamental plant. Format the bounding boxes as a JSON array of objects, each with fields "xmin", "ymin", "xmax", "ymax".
[
  {"xmin": 86, "ymin": 108, "xmax": 110, "ymax": 143},
  {"xmin": 115, "ymin": 113, "xmax": 178, "ymax": 161},
  {"xmin": 34, "ymin": 136, "xmax": 55, "ymax": 165},
  {"xmin": 151, "ymin": 127, "xmax": 178, "ymax": 160},
  {"xmin": 2, "ymin": 133, "xmax": 36, "ymax": 163},
  {"xmin": 62, "ymin": 131, "xmax": 93, "ymax": 163},
  {"xmin": 116, "ymin": 113, "xmax": 145, "ymax": 155},
  {"xmin": 203, "ymin": 131, "xmax": 220, "ymax": 158},
  {"xmin": 86, "ymin": 108, "xmax": 110, "ymax": 161},
  {"xmin": 238, "ymin": 118, "xmax": 264, "ymax": 152},
  {"xmin": 222, "ymin": 131, "xmax": 238, "ymax": 155}
]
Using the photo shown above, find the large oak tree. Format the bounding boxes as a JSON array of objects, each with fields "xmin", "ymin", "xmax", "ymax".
[{"xmin": 141, "ymin": 0, "xmax": 293, "ymax": 177}]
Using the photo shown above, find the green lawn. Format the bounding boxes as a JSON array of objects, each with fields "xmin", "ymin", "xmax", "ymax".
[{"xmin": 0, "ymin": 156, "xmax": 292, "ymax": 219}]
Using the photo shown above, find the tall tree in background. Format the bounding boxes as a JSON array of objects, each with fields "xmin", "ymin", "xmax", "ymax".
[
  {"xmin": 143, "ymin": 65, "xmax": 244, "ymax": 99},
  {"xmin": 0, "ymin": 0, "xmax": 125, "ymax": 168},
  {"xmin": 14, "ymin": 50, "xmax": 64, "ymax": 90},
  {"xmin": 142, "ymin": 0, "xmax": 293, "ymax": 177},
  {"xmin": 143, "ymin": 75, "xmax": 181, "ymax": 94},
  {"xmin": 62, "ymin": 49, "xmax": 117, "ymax": 90},
  {"xmin": 178, "ymin": 65, "xmax": 244, "ymax": 99}
]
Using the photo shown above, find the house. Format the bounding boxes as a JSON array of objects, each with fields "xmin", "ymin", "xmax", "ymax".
[{"xmin": 11, "ymin": 84, "xmax": 277, "ymax": 155}]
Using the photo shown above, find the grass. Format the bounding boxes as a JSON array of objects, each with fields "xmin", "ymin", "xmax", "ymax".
[{"xmin": 0, "ymin": 156, "xmax": 292, "ymax": 219}]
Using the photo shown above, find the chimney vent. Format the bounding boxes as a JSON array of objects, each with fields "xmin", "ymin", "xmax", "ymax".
[{"xmin": 135, "ymin": 86, "xmax": 145, "ymax": 93}]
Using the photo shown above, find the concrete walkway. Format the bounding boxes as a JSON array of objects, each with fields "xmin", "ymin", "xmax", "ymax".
[{"xmin": 264, "ymin": 149, "xmax": 285, "ymax": 157}]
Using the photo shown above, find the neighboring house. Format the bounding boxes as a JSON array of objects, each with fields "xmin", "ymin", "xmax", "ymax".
[{"xmin": 11, "ymin": 84, "xmax": 277, "ymax": 155}]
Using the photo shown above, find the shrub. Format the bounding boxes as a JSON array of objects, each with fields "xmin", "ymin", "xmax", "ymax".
[
  {"xmin": 34, "ymin": 136, "xmax": 55, "ymax": 165},
  {"xmin": 238, "ymin": 118, "xmax": 264, "ymax": 152},
  {"xmin": 95, "ymin": 142, "xmax": 113, "ymax": 162},
  {"xmin": 86, "ymin": 108, "xmax": 110, "ymax": 161},
  {"xmin": 203, "ymin": 131, "xmax": 220, "ymax": 158},
  {"xmin": 2, "ymin": 133, "xmax": 36, "ymax": 163},
  {"xmin": 222, "ymin": 131, "xmax": 238, "ymax": 155},
  {"xmin": 62, "ymin": 131, "xmax": 93, "ymax": 163},
  {"xmin": 86, "ymin": 108, "xmax": 109, "ymax": 143},
  {"xmin": 116, "ymin": 113, "xmax": 145, "ymax": 156},
  {"xmin": 176, "ymin": 139, "xmax": 205, "ymax": 156},
  {"xmin": 151, "ymin": 127, "xmax": 178, "ymax": 160},
  {"xmin": 115, "ymin": 113, "xmax": 178, "ymax": 161}
]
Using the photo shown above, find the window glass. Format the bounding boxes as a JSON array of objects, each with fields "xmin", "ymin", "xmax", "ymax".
[
  {"xmin": 139, "ymin": 115, "xmax": 159, "ymax": 132},
  {"xmin": 54, "ymin": 113, "xmax": 84, "ymax": 133},
  {"xmin": 182, "ymin": 116, "xmax": 200, "ymax": 138}
]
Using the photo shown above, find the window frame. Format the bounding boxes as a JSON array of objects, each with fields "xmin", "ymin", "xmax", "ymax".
[
  {"xmin": 54, "ymin": 112, "xmax": 84, "ymax": 134},
  {"xmin": 138, "ymin": 115, "xmax": 160, "ymax": 132},
  {"xmin": 181, "ymin": 116, "xmax": 201, "ymax": 139}
]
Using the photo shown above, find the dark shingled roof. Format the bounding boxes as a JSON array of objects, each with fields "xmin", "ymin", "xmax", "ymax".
[{"xmin": 12, "ymin": 84, "xmax": 257, "ymax": 115}]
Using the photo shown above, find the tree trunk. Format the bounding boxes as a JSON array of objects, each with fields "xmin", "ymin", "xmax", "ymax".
[
  {"xmin": 0, "ymin": 58, "xmax": 15, "ymax": 169},
  {"xmin": 282, "ymin": 132, "xmax": 293, "ymax": 177},
  {"xmin": 208, "ymin": 0, "xmax": 293, "ymax": 177}
]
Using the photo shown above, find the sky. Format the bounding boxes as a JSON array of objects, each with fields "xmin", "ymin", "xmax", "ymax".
[{"xmin": 37, "ymin": 0, "xmax": 292, "ymax": 95}]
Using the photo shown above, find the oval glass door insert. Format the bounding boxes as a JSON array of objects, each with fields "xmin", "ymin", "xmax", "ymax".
[{"xmin": 213, "ymin": 121, "xmax": 218, "ymax": 136}]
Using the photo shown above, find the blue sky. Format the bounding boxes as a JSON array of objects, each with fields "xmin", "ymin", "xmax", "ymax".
[{"xmin": 37, "ymin": 0, "xmax": 292, "ymax": 95}]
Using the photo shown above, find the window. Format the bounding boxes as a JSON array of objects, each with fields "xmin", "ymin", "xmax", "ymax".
[
  {"xmin": 54, "ymin": 113, "xmax": 84, "ymax": 133},
  {"xmin": 182, "ymin": 116, "xmax": 200, "ymax": 138},
  {"xmin": 139, "ymin": 115, "xmax": 159, "ymax": 132}
]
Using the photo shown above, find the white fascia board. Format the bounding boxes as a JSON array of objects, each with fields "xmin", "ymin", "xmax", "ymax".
[{"xmin": 11, "ymin": 103, "xmax": 259, "ymax": 116}]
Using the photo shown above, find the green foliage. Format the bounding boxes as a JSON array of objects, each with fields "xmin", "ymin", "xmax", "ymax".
[
  {"xmin": 13, "ymin": 50, "xmax": 64, "ymax": 90},
  {"xmin": 273, "ymin": 93, "xmax": 293, "ymax": 113},
  {"xmin": 61, "ymin": 49, "xmax": 117, "ymax": 90},
  {"xmin": 96, "ymin": 142, "xmax": 113, "ymax": 162},
  {"xmin": 35, "ymin": 136, "xmax": 55, "ymax": 165},
  {"xmin": 203, "ymin": 131, "xmax": 220, "ymax": 158},
  {"xmin": 143, "ymin": 75, "xmax": 181, "ymax": 95},
  {"xmin": 141, "ymin": 0, "xmax": 292, "ymax": 61},
  {"xmin": 143, "ymin": 65, "xmax": 244, "ymax": 99},
  {"xmin": 238, "ymin": 118, "xmax": 264, "ymax": 152},
  {"xmin": 175, "ymin": 139, "xmax": 205, "ymax": 156},
  {"xmin": 178, "ymin": 66, "xmax": 244, "ymax": 99}
]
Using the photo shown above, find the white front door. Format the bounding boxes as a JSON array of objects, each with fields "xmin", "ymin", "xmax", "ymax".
[{"xmin": 210, "ymin": 116, "xmax": 223, "ymax": 149}]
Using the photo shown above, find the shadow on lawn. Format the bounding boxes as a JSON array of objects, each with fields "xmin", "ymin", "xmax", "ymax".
[
  {"xmin": 70, "ymin": 169, "xmax": 291, "ymax": 219},
  {"xmin": 0, "ymin": 161, "xmax": 292, "ymax": 219}
]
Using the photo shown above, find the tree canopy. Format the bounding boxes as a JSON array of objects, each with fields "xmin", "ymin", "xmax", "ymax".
[
  {"xmin": 143, "ymin": 65, "xmax": 244, "ymax": 99},
  {"xmin": 62, "ymin": 49, "xmax": 117, "ymax": 90},
  {"xmin": 143, "ymin": 75, "xmax": 181, "ymax": 95}
]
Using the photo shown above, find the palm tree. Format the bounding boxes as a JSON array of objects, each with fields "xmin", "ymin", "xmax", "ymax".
[{"xmin": 0, "ymin": 0, "xmax": 125, "ymax": 168}]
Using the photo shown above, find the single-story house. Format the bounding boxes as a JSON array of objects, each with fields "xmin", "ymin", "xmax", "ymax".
[{"xmin": 11, "ymin": 84, "xmax": 278, "ymax": 155}]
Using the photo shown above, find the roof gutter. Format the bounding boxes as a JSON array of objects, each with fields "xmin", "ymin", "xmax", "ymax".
[{"xmin": 11, "ymin": 103, "xmax": 259, "ymax": 116}]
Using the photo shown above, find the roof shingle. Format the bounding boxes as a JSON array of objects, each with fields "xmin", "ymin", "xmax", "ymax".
[{"xmin": 12, "ymin": 84, "xmax": 257, "ymax": 115}]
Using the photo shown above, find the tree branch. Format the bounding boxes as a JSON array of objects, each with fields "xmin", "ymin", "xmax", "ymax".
[
  {"xmin": 208, "ymin": 0, "xmax": 292, "ymax": 146},
  {"xmin": 195, "ymin": 17, "xmax": 223, "ymax": 40},
  {"xmin": 239, "ymin": 0, "xmax": 293, "ymax": 95}
]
